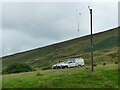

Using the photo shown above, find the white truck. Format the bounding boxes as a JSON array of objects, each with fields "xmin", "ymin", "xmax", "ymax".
[{"xmin": 52, "ymin": 58, "xmax": 85, "ymax": 69}]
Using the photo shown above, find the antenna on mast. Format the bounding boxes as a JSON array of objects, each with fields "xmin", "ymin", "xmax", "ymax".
[{"xmin": 76, "ymin": 10, "xmax": 81, "ymax": 37}]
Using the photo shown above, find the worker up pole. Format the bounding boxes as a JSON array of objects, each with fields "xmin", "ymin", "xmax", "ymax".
[{"xmin": 88, "ymin": 6, "xmax": 94, "ymax": 71}]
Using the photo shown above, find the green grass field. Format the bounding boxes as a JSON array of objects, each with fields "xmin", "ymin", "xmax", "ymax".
[{"xmin": 2, "ymin": 63, "xmax": 118, "ymax": 88}]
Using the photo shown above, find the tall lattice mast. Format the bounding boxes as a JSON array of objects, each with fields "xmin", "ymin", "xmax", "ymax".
[{"xmin": 76, "ymin": 10, "xmax": 81, "ymax": 37}]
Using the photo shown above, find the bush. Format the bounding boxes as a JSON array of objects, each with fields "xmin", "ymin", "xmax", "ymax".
[
  {"xmin": 86, "ymin": 67, "xmax": 90, "ymax": 70},
  {"xmin": 2, "ymin": 63, "xmax": 35, "ymax": 74},
  {"xmin": 93, "ymin": 63, "xmax": 97, "ymax": 67},
  {"xmin": 36, "ymin": 72, "xmax": 42, "ymax": 76},
  {"xmin": 103, "ymin": 63, "xmax": 106, "ymax": 65},
  {"xmin": 115, "ymin": 61, "xmax": 118, "ymax": 64}
]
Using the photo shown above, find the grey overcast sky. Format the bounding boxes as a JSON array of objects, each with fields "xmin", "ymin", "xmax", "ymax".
[{"xmin": 0, "ymin": 1, "xmax": 118, "ymax": 57}]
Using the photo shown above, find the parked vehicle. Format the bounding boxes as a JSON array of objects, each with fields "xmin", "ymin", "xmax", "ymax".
[
  {"xmin": 67, "ymin": 58, "xmax": 85, "ymax": 67},
  {"xmin": 52, "ymin": 58, "xmax": 85, "ymax": 69},
  {"xmin": 52, "ymin": 62, "xmax": 68, "ymax": 69}
]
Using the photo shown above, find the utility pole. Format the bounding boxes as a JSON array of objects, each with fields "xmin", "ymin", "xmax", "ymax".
[{"xmin": 88, "ymin": 6, "xmax": 94, "ymax": 71}]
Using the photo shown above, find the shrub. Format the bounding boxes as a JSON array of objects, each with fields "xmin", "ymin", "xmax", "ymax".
[
  {"xmin": 115, "ymin": 61, "xmax": 118, "ymax": 64},
  {"xmin": 2, "ymin": 63, "xmax": 35, "ymax": 74},
  {"xmin": 103, "ymin": 63, "xmax": 106, "ymax": 65},
  {"xmin": 86, "ymin": 67, "xmax": 90, "ymax": 70},
  {"xmin": 36, "ymin": 72, "xmax": 42, "ymax": 76},
  {"xmin": 93, "ymin": 63, "xmax": 97, "ymax": 67}
]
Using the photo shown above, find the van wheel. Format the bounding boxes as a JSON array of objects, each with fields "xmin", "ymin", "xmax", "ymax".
[
  {"xmin": 78, "ymin": 65, "xmax": 82, "ymax": 67},
  {"xmin": 65, "ymin": 66, "xmax": 68, "ymax": 69}
]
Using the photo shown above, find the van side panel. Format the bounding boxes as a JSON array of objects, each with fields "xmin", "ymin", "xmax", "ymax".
[{"xmin": 75, "ymin": 58, "xmax": 85, "ymax": 66}]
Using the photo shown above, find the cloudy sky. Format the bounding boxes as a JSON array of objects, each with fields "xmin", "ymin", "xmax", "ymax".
[{"xmin": 0, "ymin": 1, "xmax": 118, "ymax": 57}]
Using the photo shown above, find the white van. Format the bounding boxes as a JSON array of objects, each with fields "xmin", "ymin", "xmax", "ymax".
[
  {"xmin": 66, "ymin": 58, "xmax": 85, "ymax": 68},
  {"xmin": 52, "ymin": 58, "xmax": 85, "ymax": 69}
]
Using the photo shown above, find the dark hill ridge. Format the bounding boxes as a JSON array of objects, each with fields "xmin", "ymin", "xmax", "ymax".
[{"xmin": 2, "ymin": 27, "xmax": 119, "ymax": 69}]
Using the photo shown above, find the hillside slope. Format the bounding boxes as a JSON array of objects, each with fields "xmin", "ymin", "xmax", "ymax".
[{"xmin": 2, "ymin": 27, "xmax": 119, "ymax": 69}]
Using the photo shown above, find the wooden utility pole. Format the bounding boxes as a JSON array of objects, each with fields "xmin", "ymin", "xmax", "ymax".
[{"xmin": 88, "ymin": 6, "xmax": 94, "ymax": 71}]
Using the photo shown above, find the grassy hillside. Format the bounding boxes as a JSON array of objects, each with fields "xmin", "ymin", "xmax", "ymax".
[
  {"xmin": 2, "ymin": 27, "xmax": 119, "ymax": 88},
  {"xmin": 2, "ymin": 64, "xmax": 118, "ymax": 88},
  {"xmin": 2, "ymin": 27, "xmax": 119, "ymax": 69}
]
